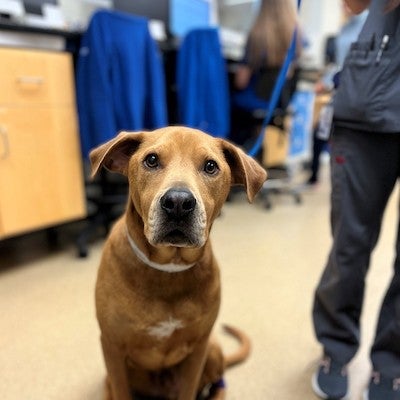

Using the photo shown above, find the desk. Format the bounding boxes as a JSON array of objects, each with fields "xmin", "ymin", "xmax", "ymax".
[
  {"xmin": 0, "ymin": 25, "xmax": 86, "ymax": 239},
  {"xmin": 0, "ymin": 20, "xmax": 81, "ymax": 51}
]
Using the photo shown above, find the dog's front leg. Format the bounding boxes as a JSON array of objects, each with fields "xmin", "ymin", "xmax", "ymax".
[
  {"xmin": 101, "ymin": 335, "xmax": 132, "ymax": 400},
  {"xmin": 178, "ymin": 337, "xmax": 209, "ymax": 400}
]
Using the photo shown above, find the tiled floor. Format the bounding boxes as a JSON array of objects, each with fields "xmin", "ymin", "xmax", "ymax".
[{"xmin": 1, "ymin": 165, "xmax": 398, "ymax": 399}]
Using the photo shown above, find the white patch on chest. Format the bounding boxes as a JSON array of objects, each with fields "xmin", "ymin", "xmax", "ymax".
[{"xmin": 147, "ymin": 317, "xmax": 185, "ymax": 340}]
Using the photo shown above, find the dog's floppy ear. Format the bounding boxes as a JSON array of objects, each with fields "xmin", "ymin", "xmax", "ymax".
[
  {"xmin": 220, "ymin": 139, "xmax": 267, "ymax": 202},
  {"xmin": 89, "ymin": 131, "xmax": 145, "ymax": 177}
]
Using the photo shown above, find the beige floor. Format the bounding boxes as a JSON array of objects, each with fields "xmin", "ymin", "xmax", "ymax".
[{"xmin": 0, "ymin": 164, "xmax": 398, "ymax": 400}]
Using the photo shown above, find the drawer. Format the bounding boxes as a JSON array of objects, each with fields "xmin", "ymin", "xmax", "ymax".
[{"xmin": 0, "ymin": 47, "xmax": 75, "ymax": 106}]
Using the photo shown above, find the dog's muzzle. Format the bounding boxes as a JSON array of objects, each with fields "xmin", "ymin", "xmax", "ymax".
[{"xmin": 150, "ymin": 188, "xmax": 205, "ymax": 247}]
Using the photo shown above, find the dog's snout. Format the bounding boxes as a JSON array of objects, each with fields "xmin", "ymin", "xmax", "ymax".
[{"xmin": 161, "ymin": 189, "xmax": 196, "ymax": 220}]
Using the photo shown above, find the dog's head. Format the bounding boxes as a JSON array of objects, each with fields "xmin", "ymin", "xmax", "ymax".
[{"xmin": 90, "ymin": 127, "xmax": 266, "ymax": 249}]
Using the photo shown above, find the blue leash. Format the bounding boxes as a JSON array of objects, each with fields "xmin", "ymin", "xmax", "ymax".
[{"xmin": 248, "ymin": 0, "xmax": 302, "ymax": 157}]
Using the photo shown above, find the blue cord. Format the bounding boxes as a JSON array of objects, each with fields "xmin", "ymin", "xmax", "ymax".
[{"xmin": 248, "ymin": 0, "xmax": 302, "ymax": 157}]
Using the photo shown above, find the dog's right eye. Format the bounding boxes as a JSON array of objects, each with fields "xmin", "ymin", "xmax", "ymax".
[{"xmin": 144, "ymin": 153, "xmax": 159, "ymax": 169}]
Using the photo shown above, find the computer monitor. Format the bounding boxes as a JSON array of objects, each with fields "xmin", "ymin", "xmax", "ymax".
[
  {"xmin": 113, "ymin": 0, "xmax": 170, "ymax": 27},
  {"xmin": 169, "ymin": 0, "xmax": 212, "ymax": 37},
  {"xmin": 23, "ymin": 0, "xmax": 57, "ymax": 16},
  {"xmin": 113, "ymin": 0, "xmax": 212, "ymax": 38}
]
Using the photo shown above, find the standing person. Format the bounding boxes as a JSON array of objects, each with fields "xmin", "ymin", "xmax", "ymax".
[
  {"xmin": 230, "ymin": 0, "xmax": 301, "ymax": 149},
  {"xmin": 312, "ymin": 1, "xmax": 400, "ymax": 399}
]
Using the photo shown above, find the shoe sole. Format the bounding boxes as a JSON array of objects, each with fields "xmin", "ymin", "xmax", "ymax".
[{"xmin": 311, "ymin": 371, "xmax": 350, "ymax": 400}]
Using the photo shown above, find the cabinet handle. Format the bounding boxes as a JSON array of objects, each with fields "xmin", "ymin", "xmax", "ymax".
[
  {"xmin": 16, "ymin": 76, "xmax": 45, "ymax": 85},
  {"xmin": 0, "ymin": 126, "xmax": 10, "ymax": 160}
]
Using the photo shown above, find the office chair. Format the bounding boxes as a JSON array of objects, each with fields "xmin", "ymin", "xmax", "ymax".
[
  {"xmin": 230, "ymin": 66, "xmax": 301, "ymax": 209},
  {"xmin": 176, "ymin": 27, "xmax": 230, "ymax": 138},
  {"xmin": 75, "ymin": 10, "xmax": 167, "ymax": 257}
]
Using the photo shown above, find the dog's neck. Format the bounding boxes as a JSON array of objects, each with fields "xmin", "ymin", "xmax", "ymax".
[{"xmin": 125, "ymin": 225, "xmax": 196, "ymax": 273}]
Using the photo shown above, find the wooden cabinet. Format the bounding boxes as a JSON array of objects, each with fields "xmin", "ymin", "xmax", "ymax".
[{"xmin": 0, "ymin": 47, "xmax": 86, "ymax": 239}]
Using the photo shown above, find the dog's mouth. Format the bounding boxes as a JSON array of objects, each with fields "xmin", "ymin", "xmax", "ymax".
[
  {"xmin": 149, "ymin": 223, "xmax": 207, "ymax": 248},
  {"xmin": 160, "ymin": 228, "xmax": 195, "ymax": 247}
]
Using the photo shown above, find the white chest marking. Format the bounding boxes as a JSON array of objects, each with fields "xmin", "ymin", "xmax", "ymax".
[{"xmin": 147, "ymin": 317, "xmax": 185, "ymax": 340}]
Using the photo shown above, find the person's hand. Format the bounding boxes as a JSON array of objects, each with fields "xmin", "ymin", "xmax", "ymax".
[
  {"xmin": 315, "ymin": 81, "xmax": 326, "ymax": 94},
  {"xmin": 234, "ymin": 65, "xmax": 252, "ymax": 90},
  {"xmin": 343, "ymin": 0, "xmax": 370, "ymax": 14}
]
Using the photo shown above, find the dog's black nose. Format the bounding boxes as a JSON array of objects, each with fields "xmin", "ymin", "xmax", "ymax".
[{"xmin": 161, "ymin": 189, "xmax": 196, "ymax": 220}]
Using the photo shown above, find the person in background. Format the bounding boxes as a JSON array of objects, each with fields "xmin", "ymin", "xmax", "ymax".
[
  {"xmin": 312, "ymin": 1, "xmax": 400, "ymax": 399},
  {"xmin": 307, "ymin": 2, "xmax": 368, "ymax": 186},
  {"xmin": 230, "ymin": 0, "xmax": 301, "ymax": 150}
]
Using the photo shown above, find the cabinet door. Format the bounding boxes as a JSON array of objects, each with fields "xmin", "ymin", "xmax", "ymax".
[{"xmin": 0, "ymin": 106, "xmax": 86, "ymax": 238}]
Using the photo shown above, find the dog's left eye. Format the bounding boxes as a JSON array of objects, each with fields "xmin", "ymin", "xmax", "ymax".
[
  {"xmin": 144, "ymin": 153, "xmax": 159, "ymax": 169},
  {"xmin": 204, "ymin": 160, "xmax": 219, "ymax": 175}
]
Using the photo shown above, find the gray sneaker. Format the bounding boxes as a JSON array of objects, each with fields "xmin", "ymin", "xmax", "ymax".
[
  {"xmin": 363, "ymin": 372, "xmax": 400, "ymax": 400},
  {"xmin": 312, "ymin": 356, "xmax": 349, "ymax": 399}
]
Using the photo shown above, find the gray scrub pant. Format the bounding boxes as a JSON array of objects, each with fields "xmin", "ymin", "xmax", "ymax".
[{"xmin": 312, "ymin": 125, "xmax": 400, "ymax": 378}]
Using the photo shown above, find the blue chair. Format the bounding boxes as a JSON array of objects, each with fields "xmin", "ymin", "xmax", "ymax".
[
  {"xmin": 230, "ymin": 67, "xmax": 301, "ymax": 209},
  {"xmin": 231, "ymin": 67, "xmax": 298, "ymax": 152},
  {"xmin": 176, "ymin": 27, "xmax": 230, "ymax": 138},
  {"xmin": 76, "ymin": 10, "xmax": 167, "ymax": 158},
  {"xmin": 75, "ymin": 10, "xmax": 168, "ymax": 256}
]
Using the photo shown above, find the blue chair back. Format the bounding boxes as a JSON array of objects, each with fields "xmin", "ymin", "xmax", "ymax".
[
  {"xmin": 76, "ymin": 10, "xmax": 167, "ymax": 157},
  {"xmin": 176, "ymin": 28, "xmax": 230, "ymax": 138}
]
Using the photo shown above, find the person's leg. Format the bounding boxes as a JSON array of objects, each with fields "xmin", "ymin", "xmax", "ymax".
[
  {"xmin": 368, "ymin": 200, "xmax": 400, "ymax": 384},
  {"xmin": 309, "ymin": 102, "xmax": 334, "ymax": 185},
  {"xmin": 313, "ymin": 127, "xmax": 399, "ymax": 362},
  {"xmin": 308, "ymin": 129, "xmax": 326, "ymax": 184},
  {"xmin": 312, "ymin": 127, "xmax": 399, "ymax": 398}
]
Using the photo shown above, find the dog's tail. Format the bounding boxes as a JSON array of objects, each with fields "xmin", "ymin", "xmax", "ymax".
[{"xmin": 222, "ymin": 324, "xmax": 251, "ymax": 369}]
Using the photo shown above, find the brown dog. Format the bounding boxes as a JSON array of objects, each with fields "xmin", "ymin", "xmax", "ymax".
[{"xmin": 90, "ymin": 126, "xmax": 266, "ymax": 400}]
